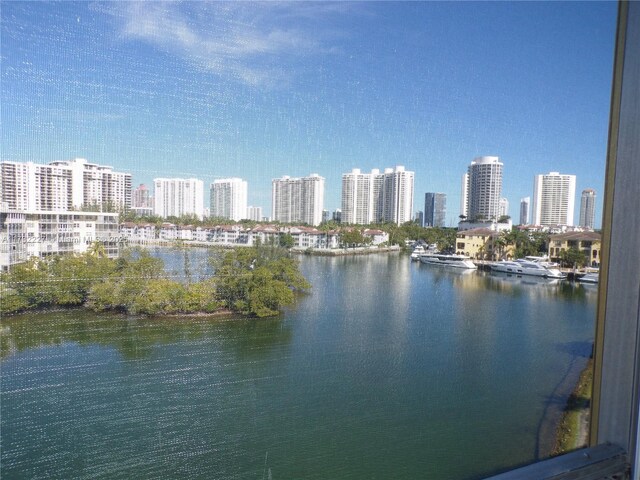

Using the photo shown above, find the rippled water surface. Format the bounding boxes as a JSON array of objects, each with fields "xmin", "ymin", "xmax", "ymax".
[{"xmin": 1, "ymin": 251, "xmax": 597, "ymax": 479}]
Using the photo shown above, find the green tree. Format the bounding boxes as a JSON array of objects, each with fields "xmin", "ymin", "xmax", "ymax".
[
  {"xmin": 213, "ymin": 245, "xmax": 310, "ymax": 317},
  {"xmin": 87, "ymin": 250, "xmax": 166, "ymax": 313},
  {"xmin": 340, "ymin": 229, "xmax": 367, "ymax": 248},
  {"xmin": 559, "ymin": 248, "xmax": 587, "ymax": 268},
  {"xmin": 493, "ymin": 236, "xmax": 507, "ymax": 260},
  {"xmin": 279, "ymin": 233, "xmax": 295, "ymax": 249},
  {"xmin": 1, "ymin": 258, "xmax": 53, "ymax": 310}
]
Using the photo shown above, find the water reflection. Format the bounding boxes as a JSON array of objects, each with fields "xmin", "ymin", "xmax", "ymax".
[
  {"xmin": 1, "ymin": 310, "xmax": 292, "ymax": 361},
  {"xmin": 1, "ymin": 253, "xmax": 597, "ymax": 480}
]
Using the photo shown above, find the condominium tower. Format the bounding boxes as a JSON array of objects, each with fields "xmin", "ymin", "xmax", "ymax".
[
  {"xmin": 0, "ymin": 158, "xmax": 131, "ymax": 212},
  {"xmin": 532, "ymin": 172, "xmax": 576, "ymax": 226},
  {"xmin": 246, "ymin": 206, "xmax": 263, "ymax": 222},
  {"xmin": 499, "ymin": 197, "xmax": 509, "ymax": 219},
  {"xmin": 153, "ymin": 178, "xmax": 204, "ymax": 219},
  {"xmin": 424, "ymin": 192, "xmax": 446, "ymax": 227},
  {"xmin": 520, "ymin": 197, "xmax": 530, "ymax": 225},
  {"xmin": 341, "ymin": 166, "xmax": 414, "ymax": 225},
  {"xmin": 579, "ymin": 188, "xmax": 597, "ymax": 229},
  {"xmin": 461, "ymin": 156, "xmax": 503, "ymax": 221},
  {"xmin": 132, "ymin": 184, "xmax": 152, "ymax": 209},
  {"xmin": 272, "ymin": 174, "xmax": 324, "ymax": 226},
  {"xmin": 210, "ymin": 178, "xmax": 248, "ymax": 222}
]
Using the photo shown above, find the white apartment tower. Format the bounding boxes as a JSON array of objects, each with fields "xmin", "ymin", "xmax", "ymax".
[
  {"xmin": 520, "ymin": 197, "xmax": 530, "ymax": 225},
  {"xmin": 0, "ymin": 158, "xmax": 131, "ymax": 212},
  {"xmin": 246, "ymin": 206, "xmax": 263, "ymax": 222},
  {"xmin": 341, "ymin": 166, "xmax": 414, "ymax": 225},
  {"xmin": 532, "ymin": 172, "xmax": 576, "ymax": 226},
  {"xmin": 210, "ymin": 178, "xmax": 248, "ymax": 222},
  {"xmin": 153, "ymin": 178, "xmax": 204, "ymax": 220},
  {"xmin": 460, "ymin": 173, "xmax": 469, "ymax": 218},
  {"xmin": 499, "ymin": 198, "xmax": 509, "ymax": 219},
  {"xmin": 579, "ymin": 188, "xmax": 597, "ymax": 229},
  {"xmin": 461, "ymin": 156, "xmax": 503, "ymax": 222},
  {"xmin": 272, "ymin": 174, "xmax": 324, "ymax": 226},
  {"xmin": 383, "ymin": 166, "xmax": 415, "ymax": 225},
  {"xmin": 341, "ymin": 168, "xmax": 378, "ymax": 224}
]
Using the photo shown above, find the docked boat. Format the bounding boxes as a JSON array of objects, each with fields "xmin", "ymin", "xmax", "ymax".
[
  {"xmin": 419, "ymin": 253, "xmax": 477, "ymax": 269},
  {"xmin": 411, "ymin": 243, "xmax": 436, "ymax": 260},
  {"xmin": 490, "ymin": 259, "xmax": 566, "ymax": 279},
  {"xmin": 578, "ymin": 272, "xmax": 599, "ymax": 284},
  {"xmin": 410, "ymin": 244, "xmax": 427, "ymax": 260}
]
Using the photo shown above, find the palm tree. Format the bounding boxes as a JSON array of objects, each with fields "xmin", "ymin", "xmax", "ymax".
[
  {"xmin": 88, "ymin": 241, "xmax": 107, "ymax": 258},
  {"xmin": 493, "ymin": 236, "xmax": 507, "ymax": 260}
]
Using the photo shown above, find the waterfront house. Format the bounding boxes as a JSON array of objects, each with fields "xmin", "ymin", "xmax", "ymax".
[
  {"xmin": 363, "ymin": 229, "xmax": 389, "ymax": 246},
  {"xmin": 159, "ymin": 223, "xmax": 177, "ymax": 240},
  {"xmin": 455, "ymin": 228, "xmax": 515, "ymax": 261},
  {"xmin": 548, "ymin": 231, "xmax": 601, "ymax": 266}
]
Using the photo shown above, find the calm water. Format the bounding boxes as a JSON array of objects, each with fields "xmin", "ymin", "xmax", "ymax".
[{"xmin": 0, "ymin": 251, "xmax": 597, "ymax": 479}]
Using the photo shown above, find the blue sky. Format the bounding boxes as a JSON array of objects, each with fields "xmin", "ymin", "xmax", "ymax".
[{"xmin": 2, "ymin": 1, "xmax": 617, "ymax": 226}]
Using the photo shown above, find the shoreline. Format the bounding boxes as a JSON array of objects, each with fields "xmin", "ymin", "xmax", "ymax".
[
  {"xmin": 535, "ymin": 348, "xmax": 592, "ymax": 459},
  {"xmin": 125, "ymin": 239, "xmax": 402, "ymax": 256},
  {"xmin": 552, "ymin": 357, "xmax": 593, "ymax": 455},
  {"xmin": 292, "ymin": 245, "xmax": 401, "ymax": 256}
]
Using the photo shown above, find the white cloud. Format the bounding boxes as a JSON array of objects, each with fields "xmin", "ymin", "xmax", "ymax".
[{"xmin": 95, "ymin": 1, "xmax": 352, "ymax": 87}]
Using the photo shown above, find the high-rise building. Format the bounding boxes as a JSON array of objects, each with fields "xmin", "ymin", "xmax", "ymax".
[
  {"xmin": 532, "ymin": 172, "xmax": 576, "ymax": 226},
  {"xmin": 1, "ymin": 158, "xmax": 131, "ymax": 212},
  {"xmin": 272, "ymin": 174, "xmax": 324, "ymax": 226},
  {"xmin": 341, "ymin": 166, "xmax": 414, "ymax": 226},
  {"xmin": 341, "ymin": 168, "xmax": 377, "ymax": 224},
  {"xmin": 153, "ymin": 178, "xmax": 204, "ymax": 219},
  {"xmin": 579, "ymin": 189, "xmax": 597, "ymax": 229},
  {"xmin": 383, "ymin": 166, "xmax": 415, "ymax": 225},
  {"xmin": 424, "ymin": 192, "xmax": 446, "ymax": 227},
  {"xmin": 246, "ymin": 206, "xmax": 263, "ymax": 222},
  {"xmin": 461, "ymin": 156, "xmax": 503, "ymax": 222},
  {"xmin": 460, "ymin": 173, "xmax": 469, "ymax": 218},
  {"xmin": 210, "ymin": 178, "xmax": 248, "ymax": 222},
  {"xmin": 132, "ymin": 184, "xmax": 152, "ymax": 209},
  {"xmin": 519, "ymin": 197, "xmax": 530, "ymax": 225},
  {"xmin": 499, "ymin": 198, "xmax": 509, "ymax": 219}
]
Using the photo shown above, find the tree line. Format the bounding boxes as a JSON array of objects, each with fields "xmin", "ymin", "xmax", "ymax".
[{"xmin": 1, "ymin": 244, "xmax": 310, "ymax": 317}]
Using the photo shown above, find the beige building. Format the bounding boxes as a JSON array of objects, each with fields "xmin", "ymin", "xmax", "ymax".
[
  {"xmin": 548, "ymin": 231, "xmax": 601, "ymax": 266},
  {"xmin": 455, "ymin": 228, "xmax": 514, "ymax": 261}
]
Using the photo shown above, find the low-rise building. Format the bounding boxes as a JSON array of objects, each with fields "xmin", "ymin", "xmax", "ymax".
[
  {"xmin": 455, "ymin": 228, "xmax": 514, "ymax": 260},
  {"xmin": 457, "ymin": 219, "xmax": 512, "ymax": 233},
  {"xmin": 0, "ymin": 207, "xmax": 120, "ymax": 270},
  {"xmin": 363, "ymin": 229, "xmax": 389, "ymax": 246},
  {"xmin": 548, "ymin": 231, "xmax": 601, "ymax": 266}
]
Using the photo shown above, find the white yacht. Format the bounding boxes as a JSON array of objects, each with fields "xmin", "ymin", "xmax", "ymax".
[
  {"xmin": 419, "ymin": 253, "xmax": 477, "ymax": 269},
  {"xmin": 410, "ymin": 244, "xmax": 427, "ymax": 260},
  {"xmin": 578, "ymin": 270, "xmax": 599, "ymax": 284},
  {"xmin": 490, "ymin": 259, "xmax": 566, "ymax": 278}
]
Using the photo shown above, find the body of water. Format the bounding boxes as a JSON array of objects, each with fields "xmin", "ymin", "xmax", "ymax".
[{"xmin": 0, "ymin": 251, "xmax": 597, "ymax": 479}]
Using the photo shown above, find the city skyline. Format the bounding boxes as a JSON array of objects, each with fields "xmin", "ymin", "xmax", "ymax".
[
  {"xmin": 1, "ymin": 156, "xmax": 599, "ymax": 230},
  {"xmin": 1, "ymin": 2, "xmax": 616, "ymax": 227}
]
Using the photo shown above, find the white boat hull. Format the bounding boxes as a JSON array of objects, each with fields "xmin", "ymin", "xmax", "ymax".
[
  {"xmin": 490, "ymin": 261, "xmax": 565, "ymax": 279},
  {"xmin": 578, "ymin": 273, "xmax": 599, "ymax": 284},
  {"xmin": 419, "ymin": 254, "xmax": 477, "ymax": 269}
]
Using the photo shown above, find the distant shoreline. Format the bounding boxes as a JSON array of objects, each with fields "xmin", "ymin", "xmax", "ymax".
[{"xmin": 292, "ymin": 245, "xmax": 401, "ymax": 256}]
